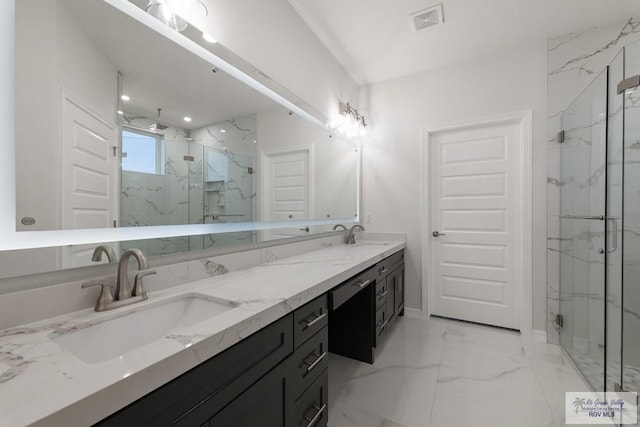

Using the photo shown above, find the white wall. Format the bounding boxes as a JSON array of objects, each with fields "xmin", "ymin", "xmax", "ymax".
[{"xmin": 360, "ymin": 40, "xmax": 548, "ymax": 330}]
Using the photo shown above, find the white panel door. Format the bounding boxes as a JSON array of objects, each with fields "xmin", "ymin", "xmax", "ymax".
[
  {"xmin": 430, "ymin": 120, "xmax": 521, "ymax": 329},
  {"xmin": 263, "ymin": 148, "xmax": 311, "ymax": 239},
  {"xmin": 61, "ymin": 93, "xmax": 118, "ymax": 267}
]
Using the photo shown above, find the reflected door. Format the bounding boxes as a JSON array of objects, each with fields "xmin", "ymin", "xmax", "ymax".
[
  {"xmin": 262, "ymin": 147, "xmax": 311, "ymax": 239},
  {"xmin": 60, "ymin": 92, "xmax": 118, "ymax": 268}
]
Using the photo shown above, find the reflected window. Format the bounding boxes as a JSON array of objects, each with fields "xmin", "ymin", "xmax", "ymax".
[{"xmin": 121, "ymin": 129, "xmax": 165, "ymax": 175}]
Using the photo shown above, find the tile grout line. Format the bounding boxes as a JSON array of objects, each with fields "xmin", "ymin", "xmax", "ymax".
[
  {"xmin": 426, "ymin": 318, "xmax": 449, "ymax": 427},
  {"xmin": 522, "ymin": 340, "xmax": 564, "ymax": 426}
]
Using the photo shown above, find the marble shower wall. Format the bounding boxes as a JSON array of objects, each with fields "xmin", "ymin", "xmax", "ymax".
[
  {"xmin": 120, "ymin": 115, "xmax": 257, "ymax": 256},
  {"xmin": 121, "ymin": 124, "xmax": 191, "ymax": 255},
  {"xmin": 547, "ymin": 18, "xmax": 640, "ymax": 345},
  {"xmin": 190, "ymin": 115, "xmax": 257, "ymax": 250}
]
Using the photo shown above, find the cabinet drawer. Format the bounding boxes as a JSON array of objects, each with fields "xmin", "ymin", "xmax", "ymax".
[
  {"xmin": 376, "ymin": 250, "xmax": 404, "ymax": 278},
  {"xmin": 294, "ymin": 294, "xmax": 328, "ymax": 348},
  {"xmin": 330, "ymin": 267, "xmax": 376, "ymax": 310},
  {"xmin": 292, "ymin": 326, "xmax": 328, "ymax": 398},
  {"xmin": 205, "ymin": 360, "xmax": 289, "ymax": 427},
  {"xmin": 375, "ymin": 279, "xmax": 388, "ymax": 310},
  {"xmin": 293, "ymin": 369, "xmax": 329, "ymax": 427}
]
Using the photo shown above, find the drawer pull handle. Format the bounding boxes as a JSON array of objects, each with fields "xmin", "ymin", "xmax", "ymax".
[
  {"xmin": 377, "ymin": 290, "xmax": 388, "ymax": 298},
  {"xmin": 377, "ymin": 319, "xmax": 388, "ymax": 330},
  {"xmin": 355, "ymin": 279, "xmax": 371, "ymax": 288},
  {"xmin": 378, "ymin": 267, "xmax": 388, "ymax": 275},
  {"xmin": 304, "ymin": 403, "xmax": 327, "ymax": 427},
  {"xmin": 303, "ymin": 312, "xmax": 327, "ymax": 329},
  {"xmin": 304, "ymin": 351, "xmax": 327, "ymax": 373}
]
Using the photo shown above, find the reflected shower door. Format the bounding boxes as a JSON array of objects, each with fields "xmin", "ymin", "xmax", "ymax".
[
  {"xmin": 559, "ymin": 69, "xmax": 608, "ymax": 391},
  {"xmin": 622, "ymin": 39, "xmax": 640, "ymax": 395}
]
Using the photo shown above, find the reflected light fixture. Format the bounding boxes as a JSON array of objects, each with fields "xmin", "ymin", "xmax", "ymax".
[
  {"xmin": 202, "ymin": 32, "xmax": 218, "ymax": 43},
  {"xmin": 146, "ymin": 0, "xmax": 208, "ymax": 33},
  {"xmin": 329, "ymin": 102, "xmax": 368, "ymax": 140}
]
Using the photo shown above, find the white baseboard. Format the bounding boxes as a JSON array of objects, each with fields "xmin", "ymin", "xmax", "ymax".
[
  {"xmin": 532, "ymin": 329, "xmax": 547, "ymax": 343},
  {"xmin": 404, "ymin": 307, "xmax": 426, "ymax": 319}
]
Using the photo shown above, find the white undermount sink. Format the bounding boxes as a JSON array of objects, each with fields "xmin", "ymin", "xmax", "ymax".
[{"xmin": 51, "ymin": 294, "xmax": 237, "ymax": 364}]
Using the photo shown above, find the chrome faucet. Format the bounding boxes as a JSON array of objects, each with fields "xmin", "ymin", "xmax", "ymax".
[
  {"xmin": 91, "ymin": 245, "xmax": 118, "ymax": 263},
  {"xmin": 347, "ymin": 224, "xmax": 365, "ymax": 244},
  {"xmin": 116, "ymin": 249, "xmax": 156, "ymax": 300},
  {"xmin": 82, "ymin": 248, "xmax": 156, "ymax": 312}
]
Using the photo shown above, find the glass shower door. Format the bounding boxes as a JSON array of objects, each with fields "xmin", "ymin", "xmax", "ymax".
[
  {"xmin": 606, "ymin": 48, "xmax": 624, "ymax": 393},
  {"xmin": 621, "ymin": 39, "xmax": 640, "ymax": 395},
  {"xmin": 558, "ymin": 68, "xmax": 608, "ymax": 391}
]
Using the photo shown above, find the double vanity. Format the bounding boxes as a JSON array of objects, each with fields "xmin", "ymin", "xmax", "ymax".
[{"xmin": 0, "ymin": 233, "xmax": 405, "ymax": 426}]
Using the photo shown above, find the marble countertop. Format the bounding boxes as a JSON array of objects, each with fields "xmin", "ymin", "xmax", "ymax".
[{"xmin": 0, "ymin": 238, "xmax": 404, "ymax": 426}]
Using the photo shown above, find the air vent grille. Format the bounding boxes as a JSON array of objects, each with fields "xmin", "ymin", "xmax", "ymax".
[{"xmin": 410, "ymin": 4, "xmax": 444, "ymax": 32}]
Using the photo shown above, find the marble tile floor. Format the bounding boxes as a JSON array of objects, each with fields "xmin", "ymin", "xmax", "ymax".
[{"xmin": 327, "ymin": 315, "xmax": 593, "ymax": 427}]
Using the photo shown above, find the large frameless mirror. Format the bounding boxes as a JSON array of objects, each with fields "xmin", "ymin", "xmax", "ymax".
[{"xmin": 0, "ymin": 0, "xmax": 359, "ymax": 279}]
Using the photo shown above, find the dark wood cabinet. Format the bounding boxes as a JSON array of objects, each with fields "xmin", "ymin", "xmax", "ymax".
[
  {"xmin": 207, "ymin": 360, "xmax": 291, "ymax": 427},
  {"xmin": 95, "ymin": 295, "xmax": 330, "ymax": 427},
  {"xmin": 329, "ymin": 250, "xmax": 405, "ymax": 364},
  {"xmin": 93, "ymin": 251, "xmax": 404, "ymax": 426}
]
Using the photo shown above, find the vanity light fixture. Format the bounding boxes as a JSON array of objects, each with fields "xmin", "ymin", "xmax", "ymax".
[{"xmin": 329, "ymin": 102, "xmax": 368, "ymax": 140}]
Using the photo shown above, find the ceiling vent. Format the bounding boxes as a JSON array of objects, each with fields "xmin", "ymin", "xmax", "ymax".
[{"xmin": 409, "ymin": 4, "xmax": 444, "ymax": 32}]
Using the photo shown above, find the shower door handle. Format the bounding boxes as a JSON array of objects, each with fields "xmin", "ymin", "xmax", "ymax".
[{"xmin": 606, "ymin": 218, "xmax": 618, "ymax": 253}]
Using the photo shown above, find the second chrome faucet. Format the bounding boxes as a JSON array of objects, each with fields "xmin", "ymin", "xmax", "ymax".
[{"xmin": 83, "ymin": 248, "xmax": 156, "ymax": 312}]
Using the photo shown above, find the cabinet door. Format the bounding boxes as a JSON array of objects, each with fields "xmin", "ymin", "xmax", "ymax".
[
  {"xmin": 207, "ymin": 362, "xmax": 291, "ymax": 427},
  {"xmin": 394, "ymin": 265, "xmax": 405, "ymax": 313},
  {"xmin": 386, "ymin": 273, "xmax": 396, "ymax": 320}
]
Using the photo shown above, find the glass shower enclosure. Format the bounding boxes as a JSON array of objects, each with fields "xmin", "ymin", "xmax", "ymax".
[{"xmin": 559, "ymin": 40, "xmax": 640, "ymax": 395}]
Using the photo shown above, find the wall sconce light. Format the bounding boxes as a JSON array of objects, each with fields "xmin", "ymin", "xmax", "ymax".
[{"xmin": 329, "ymin": 102, "xmax": 368, "ymax": 140}]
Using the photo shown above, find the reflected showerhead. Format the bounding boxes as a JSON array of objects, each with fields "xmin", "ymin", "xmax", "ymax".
[
  {"xmin": 150, "ymin": 108, "xmax": 169, "ymax": 131},
  {"xmin": 149, "ymin": 122, "xmax": 169, "ymax": 131}
]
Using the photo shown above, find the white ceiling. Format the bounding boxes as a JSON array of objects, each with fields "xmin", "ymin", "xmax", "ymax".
[{"xmin": 289, "ymin": 0, "xmax": 640, "ymax": 85}]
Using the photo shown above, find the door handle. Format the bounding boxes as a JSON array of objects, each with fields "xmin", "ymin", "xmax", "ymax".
[
  {"xmin": 432, "ymin": 231, "xmax": 446, "ymax": 237},
  {"xmin": 607, "ymin": 218, "xmax": 618, "ymax": 253}
]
